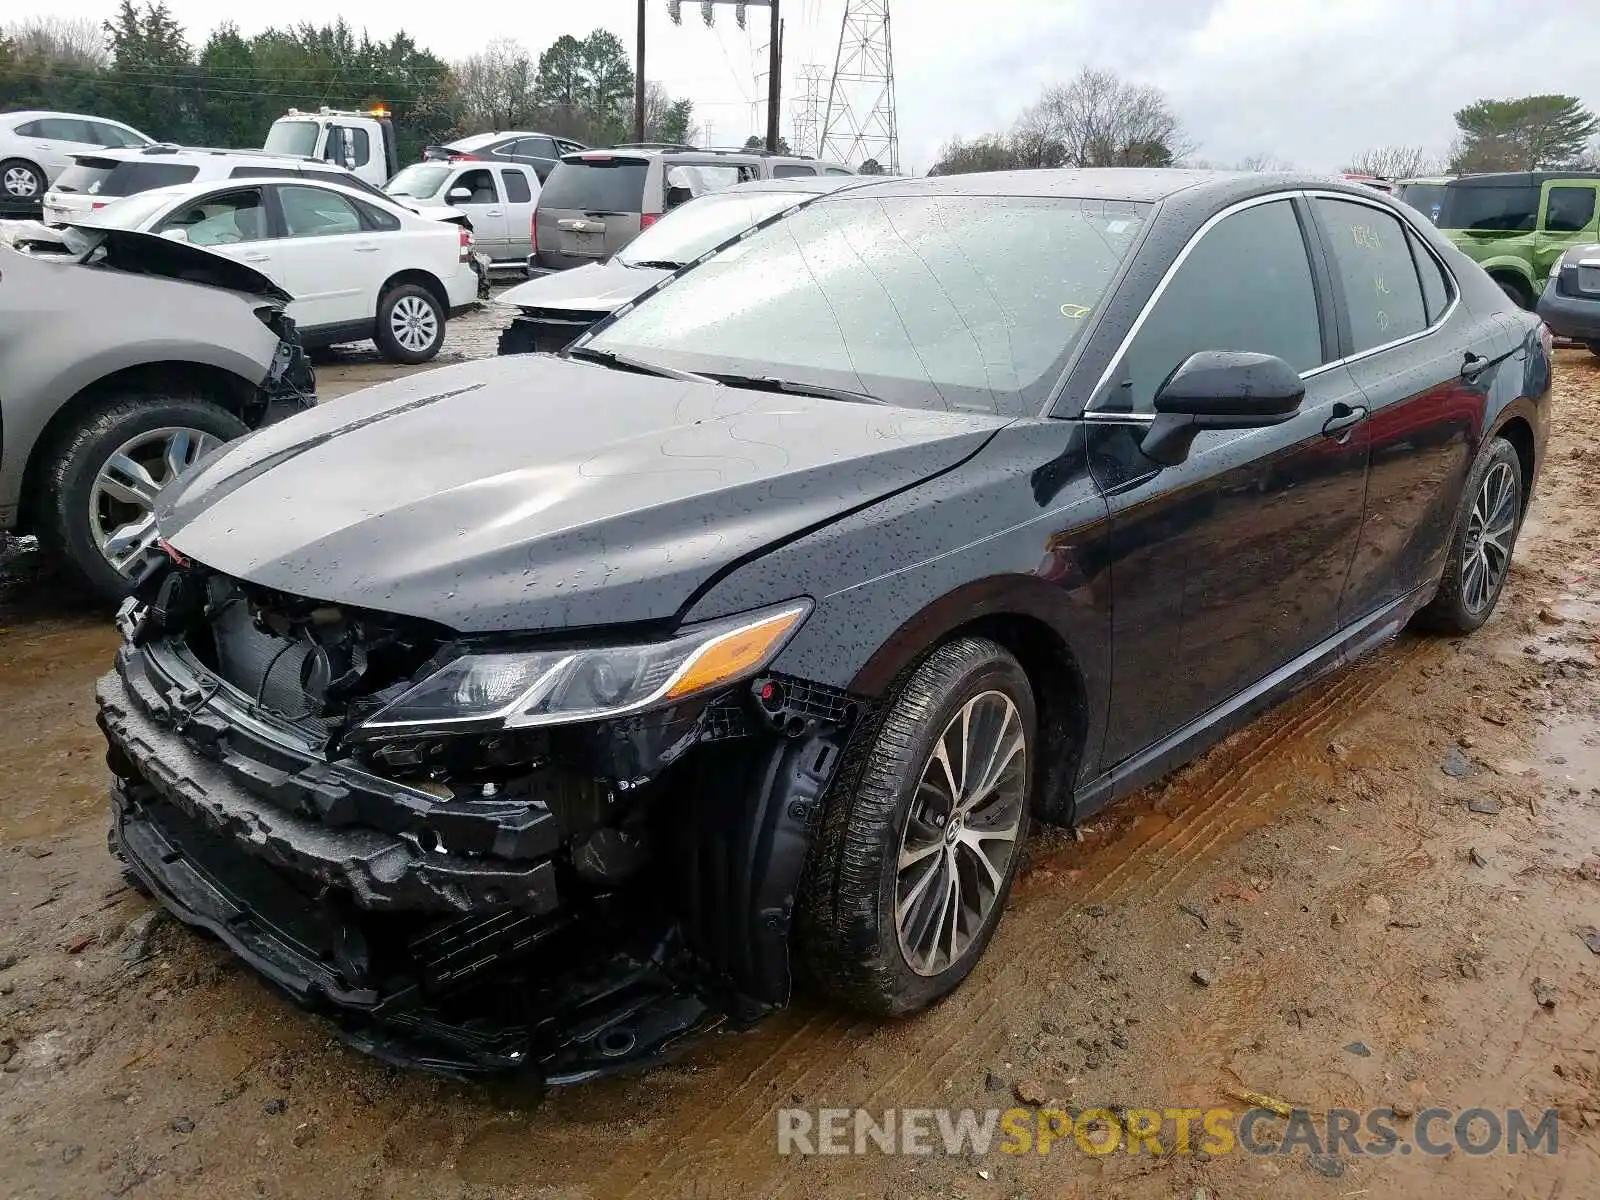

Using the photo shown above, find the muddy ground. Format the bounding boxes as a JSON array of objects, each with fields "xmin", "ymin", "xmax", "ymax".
[{"xmin": 0, "ymin": 327, "xmax": 1597, "ymax": 1199}]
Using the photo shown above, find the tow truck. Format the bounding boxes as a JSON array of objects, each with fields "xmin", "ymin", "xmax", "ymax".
[{"xmin": 264, "ymin": 106, "xmax": 400, "ymax": 189}]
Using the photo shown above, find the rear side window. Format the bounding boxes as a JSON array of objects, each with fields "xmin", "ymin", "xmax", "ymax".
[
  {"xmin": 501, "ymin": 169, "xmax": 532, "ymax": 203},
  {"xmin": 1313, "ymin": 197, "xmax": 1428, "ymax": 352},
  {"xmin": 231, "ymin": 166, "xmax": 299, "ymax": 179},
  {"xmin": 14, "ymin": 119, "xmax": 44, "ymax": 136},
  {"xmin": 1438, "ymin": 182, "xmax": 1539, "ymax": 232},
  {"xmin": 90, "ymin": 122, "xmax": 144, "ymax": 148},
  {"xmin": 512, "ymin": 137, "xmax": 555, "ymax": 159},
  {"xmin": 1112, "ymin": 199, "xmax": 1324, "ymax": 413},
  {"xmin": 353, "ymin": 198, "xmax": 401, "ymax": 231},
  {"xmin": 1407, "ymin": 229, "xmax": 1453, "ymax": 324},
  {"xmin": 98, "ymin": 162, "xmax": 200, "ymax": 197},
  {"xmin": 278, "ymin": 185, "xmax": 363, "ymax": 238},
  {"xmin": 541, "ymin": 159, "xmax": 649, "ymax": 212},
  {"xmin": 1545, "ymin": 186, "xmax": 1596, "ymax": 234},
  {"xmin": 773, "ymin": 164, "xmax": 819, "ymax": 178}
]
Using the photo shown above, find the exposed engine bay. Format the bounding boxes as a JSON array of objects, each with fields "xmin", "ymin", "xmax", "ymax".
[{"xmin": 98, "ymin": 555, "xmax": 862, "ymax": 1082}]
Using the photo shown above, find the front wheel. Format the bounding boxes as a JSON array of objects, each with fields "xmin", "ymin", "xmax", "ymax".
[
  {"xmin": 37, "ymin": 395, "xmax": 249, "ymax": 600},
  {"xmin": 798, "ymin": 637, "xmax": 1035, "ymax": 1016},
  {"xmin": 1413, "ymin": 438, "xmax": 1525, "ymax": 634},
  {"xmin": 374, "ymin": 283, "xmax": 445, "ymax": 364}
]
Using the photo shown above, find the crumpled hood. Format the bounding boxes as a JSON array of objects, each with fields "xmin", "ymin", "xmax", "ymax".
[
  {"xmin": 498, "ymin": 259, "xmax": 665, "ymax": 314},
  {"xmin": 157, "ymin": 355, "xmax": 1011, "ymax": 633},
  {"xmin": 74, "ymin": 226, "xmax": 293, "ymax": 302}
]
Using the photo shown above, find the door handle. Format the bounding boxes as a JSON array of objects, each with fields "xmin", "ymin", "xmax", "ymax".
[
  {"xmin": 353, "ymin": 244, "xmax": 379, "ymax": 253},
  {"xmin": 1321, "ymin": 402, "xmax": 1368, "ymax": 437},
  {"xmin": 1461, "ymin": 351, "xmax": 1491, "ymax": 380},
  {"xmin": 487, "ymin": 209, "xmax": 504, "ymax": 216},
  {"xmin": 239, "ymin": 253, "xmax": 271, "ymax": 263}
]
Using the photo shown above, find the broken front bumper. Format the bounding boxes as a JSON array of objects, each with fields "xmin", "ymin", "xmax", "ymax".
[{"xmin": 96, "ymin": 632, "xmax": 852, "ymax": 1081}]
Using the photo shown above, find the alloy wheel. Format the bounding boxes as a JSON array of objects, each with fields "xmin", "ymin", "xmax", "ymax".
[
  {"xmin": 894, "ymin": 690, "xmax": 1027, "ymax": 977},
  {"xmin": 389, "ymin": 294, "xmax": 440, "ymax": 353},
  {"xmin": 1463, "ymin": 460, "xmax": 1518, "ymax": 614},
  {"xmin": 3, "ymin": 166, "xmax": 40, "ymax": 198},
  {"xmin": 89, "ymin": 427, "xmax": 220, "ymax": 576}
]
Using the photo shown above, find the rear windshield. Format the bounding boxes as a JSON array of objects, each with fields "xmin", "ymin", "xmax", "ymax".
[
  {"xmin": 1438, "ymin": 182, "xmax": 1539, "ymax": 232},
  {"xmin": 541, "ymin": 158, "xmax": 649, "ymax": 212},
  {"xmin": 98, "ymin": 162, "xmax": 200, "ymax": 198},
  {"xmin": 53, "ymin": 162, "xmax": 115, "ymax": 193},
  {"xmin": 385, "ymin": 163, "xmax": 452, "ymax": 200}
]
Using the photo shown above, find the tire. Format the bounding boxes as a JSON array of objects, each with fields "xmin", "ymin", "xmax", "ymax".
[
  {"xmin": 797, "ymin": 637, "xmax": 1036, "ymax": 1016},
  {"xmin": 1585, "ymin": 340, "xmax": 1600, "ymax": 359},
  {"xmin": 374, "ymin": 283, "xmax": 446, "ymax": 364},
  {"xmin": 38, "ymin": 395, "xmax": 249, "ymax": 600},
  {"xmin": 1494, "ymin": 275, "xmax": 1533, "ymax": 310},
  {"xmin": 0, "ymin": 158, "xmax": 44, "ymax": 201},
  {"xmin": 1413, "ymin": 438, "xmax": 1525, "ymax": 635}
]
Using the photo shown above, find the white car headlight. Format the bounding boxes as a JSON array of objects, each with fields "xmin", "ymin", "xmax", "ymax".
[{"xmin": 356, "ymin": 600, "xmax": 810, "ymax": 733}]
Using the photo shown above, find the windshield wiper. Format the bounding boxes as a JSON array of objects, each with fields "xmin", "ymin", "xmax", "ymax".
[
  {"xmin": 565, "ymin": 345, "xmax": 713, "ymax": 383},
  {"xmin": 708, "ymin": 373, "xmax": 884, "ymax": 405},
  {"xmin": 624, "ymin": 259, "xmax": 686, "ymax": 271}
]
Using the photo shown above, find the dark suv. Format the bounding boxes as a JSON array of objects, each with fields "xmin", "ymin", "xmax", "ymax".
[{"xmin": 1436, "ymin": 171, "xmax": 1600, "ymax": 308}]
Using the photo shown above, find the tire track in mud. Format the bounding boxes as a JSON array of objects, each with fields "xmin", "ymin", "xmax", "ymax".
[{"xmin": 632, "ymin": 633, "xmax": 1442, "ymax": 1197}]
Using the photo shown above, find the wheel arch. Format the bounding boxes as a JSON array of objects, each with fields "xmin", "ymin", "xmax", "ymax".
[
  {"xmin": 15, "ymin": 361, "xmax": 256, "ymax": 535},
  {"xmin": 1492, "ymin": 412, "xmax": 1537, "ymax": 509},
  {"xmin": 379, "ymin": 269, "xmax": 448, "ymax": 315},
  {"xmin": 846, "ymin": 578, "xmax": 1095, "ymax": 826}
]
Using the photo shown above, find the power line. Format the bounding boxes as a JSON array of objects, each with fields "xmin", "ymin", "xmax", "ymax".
[{"xmin": 821, "ymin": 0, "xmax": 898, "ymax": 172}]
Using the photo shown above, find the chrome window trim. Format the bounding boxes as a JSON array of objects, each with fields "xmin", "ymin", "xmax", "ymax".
[{"xmin": 1083, "ymin": 187, "xmax": 1463, "ymax": 418}]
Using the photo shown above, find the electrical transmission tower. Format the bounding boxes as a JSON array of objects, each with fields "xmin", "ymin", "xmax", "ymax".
[
  {"xmin": 820, "ymin": 0, "xmax": 898, "ymax": 173},
  {"xmin": 791, "ymin": 64, "xmax": 827, "ymax": 158}
]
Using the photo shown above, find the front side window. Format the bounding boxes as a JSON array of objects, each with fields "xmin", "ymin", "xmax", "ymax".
[
  {"xmin": 1108, "ymin": 199, "xmax": 1324, "ymax": 414},
  {"xmin": 155, "ymin": 189, "xmax": 269, "ymax": 245},
  {"xmin": 773, "ymin": 164, "xmax": 820, "ymax": 178},
  {"xmin": 587, "ymin": 194, "xmax": 1149, "ymax": 415},
  {"xmin": 278, "ymin": 185, "xmax": 362, "ymax": 238},
  {"xmin": 1314, "ymin": 197, "xmax": 1428, "ymax": 353},
  {"xmin": 1544, "ymin": 186, "xmax": 1597, "ymax": 234},
  {"xmin": 453, "ymin": 168, "xmax": 498, "ymax": 204}
]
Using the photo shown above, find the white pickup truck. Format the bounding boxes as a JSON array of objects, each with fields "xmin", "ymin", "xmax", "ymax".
[{"xmin": 264, "ymin": 107, "xmax": 399, "ymax": 190}]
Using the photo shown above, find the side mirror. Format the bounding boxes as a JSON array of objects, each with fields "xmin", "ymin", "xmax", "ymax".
[
  {"xmin": 1140, "ymin": 351, "xmax": 1304, "ymax": 467},
  {"xmin": 158, "ymin": 226, "xmax": 189, "ymax": 243},
  {"xmin": 447, "ymin": 186, "xmax": 473, "ymax": 202}
]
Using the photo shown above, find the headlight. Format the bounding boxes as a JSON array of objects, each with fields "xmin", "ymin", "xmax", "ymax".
[{"xmin": 356, "ymin": 600, "xmax": 810, "ymax": 733}]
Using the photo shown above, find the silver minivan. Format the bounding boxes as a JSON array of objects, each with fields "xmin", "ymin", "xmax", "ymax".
[{"xmin": 532, "ymin": 146, "xmax": 854, "ymax": 273}]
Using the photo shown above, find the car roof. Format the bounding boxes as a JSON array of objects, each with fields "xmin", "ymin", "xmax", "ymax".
[
  {"xmin": 110, "ymin": 174, "xmax": 401, "ymax": 207},
  {"xmin": 76, "ymin": 145, "xmax": 326, "ymax": 166},
  {"xmin": 3, "ymin": 109, "xmax": 138, "ymax": 124},
  {"xmin": 1448, "ymin": 171, "xmax": 1600, "ymax": 187}
]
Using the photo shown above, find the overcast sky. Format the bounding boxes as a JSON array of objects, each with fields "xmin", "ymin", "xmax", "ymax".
[{"xmin": 37, "ymin": 0, "xmax": 1599, "ymax": 171}]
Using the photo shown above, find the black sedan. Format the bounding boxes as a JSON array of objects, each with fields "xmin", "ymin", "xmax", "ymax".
[{"xmin": 97, "ymin": 170, "xmax": 1550, "ymax": 1082}]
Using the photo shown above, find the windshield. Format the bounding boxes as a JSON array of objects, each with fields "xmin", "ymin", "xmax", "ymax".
[
  {"xmin": 264, "ymin": 120, "xmax": 319, "ymax": 158},
  {"xmin": 1399, "ymin": 182, "xmax": 1446, "ymax": 223},
  {"xmin": 1438, "ymin": 181, "xmax": 1539, "ymax": 232},
  {"xmin": 541, "ymin": 158, "xmax": 649, "ymax": 212},
  {"xmin": 587, "ymin": 194, "xmax": 1149, "ymax": 415},
  {"xmin": 386, "ymin": 163, "xmax": 451, "ymax": 199},
  {"xmin": 618, "ymin": 190, "xmax": 809, "ymax": 267}
]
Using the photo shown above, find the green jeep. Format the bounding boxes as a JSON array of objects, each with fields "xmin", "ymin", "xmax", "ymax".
[{"xmin": 1437, "ymin": 171, "xmax": 1600, "ymax": 309}]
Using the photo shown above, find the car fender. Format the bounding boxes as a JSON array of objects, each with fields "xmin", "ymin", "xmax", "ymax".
[{"xmin": 1472, "ymin": 252, "xmax": 1537, "ymax": 291}]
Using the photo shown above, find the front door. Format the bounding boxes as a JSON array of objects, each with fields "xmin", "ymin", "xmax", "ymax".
[
  {"xmin": 1535, "ymin": 182, "xmax": 1600, "ymax": 285},
  {"xmin": 449, "ymin": 167, "xmax": 506, "ymax": 259},
  {"xmin": 1087, "ymin": 196, "xmax": 1371, "ymax": 764}
]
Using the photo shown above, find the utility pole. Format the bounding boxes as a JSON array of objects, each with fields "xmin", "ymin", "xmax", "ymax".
[
  {"xmin": 634, "ymin": 0, "xmax": 647, "ymax": 143},
  {"xmin": 669, "ymin": 0, "xmax": 782, "ymax": 152}
]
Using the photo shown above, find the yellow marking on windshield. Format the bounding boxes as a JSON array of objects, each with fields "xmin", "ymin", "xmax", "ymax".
[{"xmin": 1060, "ymin": 303, "xmax": 1091, "ymax": 320}]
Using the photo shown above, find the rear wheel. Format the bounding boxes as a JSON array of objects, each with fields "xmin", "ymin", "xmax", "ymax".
[
  {"xmin": 0, "ymin": 158, "xmax": 44, "ymax": 201},
  {"xmin": 1586, "ymin": 340, "xmax": 1600, "ymax": 359},
  {"xmin": 1494, "ymin": 274, "xmax": 1533, "ymax": 310},
  {"xmin": 374, "ymin": 283, "xmax": 445, "ymax": 363},
  {"xmin": 38, "ymin": 395, "xmax": 247, "ymax": 599},
  {"xmin": 798, "ymin": 638, "xmax": 1035, "ymax": 1016},
  {"xmin": 1414, "ymin": 438, "xmax": 1524, "ymax": 635}
]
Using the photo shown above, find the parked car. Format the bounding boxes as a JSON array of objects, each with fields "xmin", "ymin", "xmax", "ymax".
[
  {"xmin": 0, "ymin": 227, "xmax": 313, "ymax": 598},
  {"xmin": 1397, "ymin": 175, "xmax": 1452, "ymax": 224},
  {"xmin": 533, "ymin": 147, "xmax": 854, "ymax": 272},
  {"xmin": 1536, "ymin": 241, "xmax": 1600, "ymax": 356},
  {"xmin": 385, "ymin": 160, "xmax": 540, "ymax": 271},
  {"xmin": 0, "ymin": 109, "xmax": 152, "ymax": 206},
  {"xmin": 1338, "ymin": 172, "xmax": 1395, "ymax": 195},
  {"xmin": 497, "ymin": 175, "xmax": 867, "ymax": 354},
  {"xmin": 1435, "ymin": 170, "xmax": 1600, "ymax": 308},
  {"xmin": 97, "ymin": 171, "xmax": 1548, "ymax": 1083},
  {"xmin": 422, "ymin": 131, "xmax": 588, "ymax": 182},
  {"xmin": 78, "ymin": 176, "xmax": 480, "ymax": 362}
]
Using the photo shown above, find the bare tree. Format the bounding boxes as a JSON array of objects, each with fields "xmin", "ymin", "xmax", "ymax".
[
  {"xmin": 453, "ymin": 37, "xmax": 536, "ymax": 131},
  {"xmin": 1013, "ymin": 68, "xmax": 1193, "ymax": 169},
  {"xmin": 1343, "ymin": 145, "xmax": 1438, "ymax": 179},
  {"xmin": 1233, "ymin": 152, "xmax": 1295, "ymax": 172},
  {"xmin": 4, "ymin": 15, "xmax": 108, "ymax": 67}
]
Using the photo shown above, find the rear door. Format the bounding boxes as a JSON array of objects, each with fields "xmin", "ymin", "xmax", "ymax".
[
  {"xmin": 496, "ymin": 166, "xmax": 537, "ymax": 260},
  {"xmin": 446, "ymin": 166, "xmax": 507, "ymax": 258},
  {"xmin": 535, "ymin": 153, "xmax": 652, "ymax": 270},
  {"xmin": 28, "ymin": 117, "xmax": 101, "ymax": 179},
  {"xmin": 1535, "ymin": 181, "xmax": 1600, "ymax": 286}
]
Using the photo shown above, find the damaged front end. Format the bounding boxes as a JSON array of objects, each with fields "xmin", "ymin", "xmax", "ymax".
[{"xmin": 99, "ymin": 556, "xmax": 860, "ymax": 1082}]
